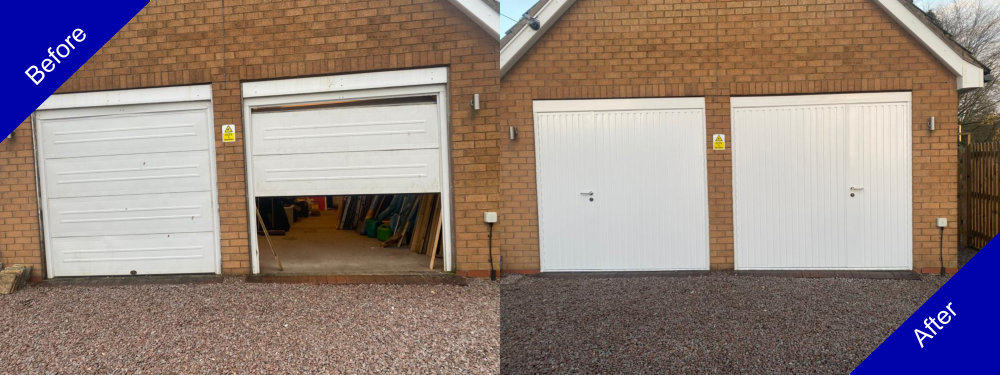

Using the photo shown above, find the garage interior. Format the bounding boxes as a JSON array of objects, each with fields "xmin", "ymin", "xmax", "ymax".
[{"xmin": 256, "ymin": 194, "xmax": 444, "ymax": 275}]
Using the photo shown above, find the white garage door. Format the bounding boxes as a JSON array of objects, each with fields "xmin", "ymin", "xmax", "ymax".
[
  {"xmin": 731, "ymin": 92, "xmax": 912, "ymax": 270},
  {"xmin": 35, "ymin": 86, "xmax": 220, "ymax": 277},
  {"xmin": 249, "ymin": 99, "xmax": 442, "ymax": 197},
  {"xmin": 534, "ymin": 98, "xmax": 710, "ymax": 271}
]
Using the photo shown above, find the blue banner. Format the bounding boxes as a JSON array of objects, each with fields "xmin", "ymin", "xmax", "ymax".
[
  {"xmin": 854, "ymin": 235, "xmax": 1000, "ymax": 373},
  {"xmin": 0, "ymin": 1, "xmax": 148, "ymax": 137}
]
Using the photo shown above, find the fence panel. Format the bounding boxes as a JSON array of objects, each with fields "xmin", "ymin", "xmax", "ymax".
[{"xmin": 961, "ymin": 141, "xmax": 1000, "ymax": 249}]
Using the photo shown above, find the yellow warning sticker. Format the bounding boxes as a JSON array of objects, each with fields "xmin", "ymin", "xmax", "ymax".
[
  {"xmin": 222, "ymin": 124, "xmax": 236, "ymax": 143},
  {"xmin": 713, "ymin": 134, "xmax": 725, "ymax": 151}
]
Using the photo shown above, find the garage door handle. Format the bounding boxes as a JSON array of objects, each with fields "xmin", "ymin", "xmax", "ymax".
[
  {"xmin": 580, "ymin": 191, "xmax": 594, "ymax": 196},
  {"xmin": 850, "ymin": 186, "xmax": 865, "ymax": 191}
]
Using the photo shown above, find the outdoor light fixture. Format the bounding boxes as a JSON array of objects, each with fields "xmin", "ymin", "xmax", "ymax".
[
  {"xmin": 471, "ymin": 93, "xmax": 480, "ymax": 111},
  {"xmin": 523, "ymin": 13, "xmax": 540, "ymax": 30},
  {"xmin": 509, "ymin": 126, "xmax": 518, "ymax": 140},
  {"xmin": 928, "ymin": 116, "xmax": 936, "ymax": 131}
]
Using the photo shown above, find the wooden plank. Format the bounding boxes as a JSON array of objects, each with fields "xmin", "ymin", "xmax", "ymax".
[
  {"xmin": 428, "ymin": 204, "xmax": 443, "ymax": 269},
  {"xmin": 410, "ymin": 194, "xmax": 435, "ymax": 253}
]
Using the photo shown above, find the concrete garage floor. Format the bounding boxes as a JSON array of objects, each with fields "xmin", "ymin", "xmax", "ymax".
[
  {"xmin": 259, "ymin": 211, "xmax": 442, "ymax": 275},
  {"xmin": 500, "ymin": 273, "xmax": 947, "ymax": 374},
  {"xmin": 0, "ymin": 278, "xmax": 498, "ymax": 374}
]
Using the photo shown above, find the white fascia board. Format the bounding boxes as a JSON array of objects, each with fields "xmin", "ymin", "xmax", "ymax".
[
  {"xmin": 447, "ymin": 0, "xmax": 501, "ymax": 41},
  {"xmin": 38, "ymin": 84, "xmax": 213, "ymax": 110},
  {"xmin": 873, "ymin": 0, "xmax": 984, "ymax": 89},
  {"xmin": 534, "ymin": 97, "xmax": 705, "ymax": 113},
  {"xmin": 500, "ymin": 0, "xmax": 577, "ymax": 77},
  {"xmin": 242, "ymin": 67, "xmax": 448, "ymax": 99},
  {"xmin": 731, "ymin": 92, "xmax": 911, "ymax": 109}
]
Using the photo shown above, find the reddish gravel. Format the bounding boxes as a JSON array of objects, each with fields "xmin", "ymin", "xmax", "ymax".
[
  {"xmin": 0, "ymin": 277, "xmax": 498, "ymax": 374},
  {"xmin": 501, "ymin": 274, "xmax": 946, "ymax": 374}
]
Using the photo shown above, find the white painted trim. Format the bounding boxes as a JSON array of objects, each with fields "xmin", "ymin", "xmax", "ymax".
[
  {"xmin": 33, "ymin": 90, "xmax": 222, "ymax": 278},
  {"xmin": 242, "ymin": 75, "xmax": 455, "ymax": 274},
  {"xmin": 533, "ymin": 97, "xmax": 705, "ymax": 112},
  {"xmin": 500, "ymin": 0, "xmax": 576, "ymax": 76},
  {"xmin": 872, "ymin": 0, "xmax": 984, "ymax": 89},
  {"xmin": 447, "ymin": 0, "xmax": 501, "ymax": 40},
  {"xmin": 501, "ymin": 0, "xmax": 984, "ymax": 89},
  {"xmin": 242, "ymin": 68, "xmax": 448, "ymax": 99},
  {"xmin": 38, "ymin": 85, "xmax": 213, "ymax": 110},
  {"xmin": 731, "ymin": 92, "xmax": 912, "ymax": 108}
]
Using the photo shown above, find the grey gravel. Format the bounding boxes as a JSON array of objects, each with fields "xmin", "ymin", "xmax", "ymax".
[
  {"xmin": 501, "ymin": 274, "xmax": 946, "ymax": 374},
  {"xmin": 0, "ymin": 277, "xmax": 499, "ymax": 374}
]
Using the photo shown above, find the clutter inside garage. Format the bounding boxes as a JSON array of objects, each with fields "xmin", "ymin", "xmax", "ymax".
[{"xmin": 256, "ymin": 194, "xmax": 443, "ymax": 274}]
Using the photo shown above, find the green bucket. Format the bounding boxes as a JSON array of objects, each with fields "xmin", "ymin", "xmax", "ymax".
[
  {"xmin": 364, "ymin": 218, "xmax": 379, "ymax": 237},
  {"xmin": 376, "ymin": 224, "xmax": 393, "ymax": 242}
]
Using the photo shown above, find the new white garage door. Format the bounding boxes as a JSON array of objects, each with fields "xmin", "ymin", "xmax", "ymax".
[
  {"xmin": 249, "ymin": 98, "xmax": 442, "ymax": 197},
  {"xmin": 35, "ymin": 86, "xmax": 221, "ymax": 277},
  {"xmin": 534, "ymin": 98, "xmax": 710, "ymax": 271},
  {"xmin": 731, "ymin": 92, "xmax": 912, "ymax": 270}
]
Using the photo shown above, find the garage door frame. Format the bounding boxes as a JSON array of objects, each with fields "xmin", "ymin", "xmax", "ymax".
[
  {"xmin": 730, "ymin": 91, "xmax": 914, "ymax": 270},
  {"xmin": 33, "ymin": 84, "xmax": 222, "ymax": 278},
  {"xmin": 241, "ymin": 67, "xmax": 455, "ymax": 273},
  {"xmin": 532, "ymin": 97, "xmax": 711, "ymax": 272}
]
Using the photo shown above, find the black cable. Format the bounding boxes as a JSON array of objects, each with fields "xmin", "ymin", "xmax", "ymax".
[
  {"xmin": 940, "ymin": 226, "xmax": 945, "ymax": 276},
  {"xmin": 488, "ymin": 222, "xmax": 496, "ymax": 281}
]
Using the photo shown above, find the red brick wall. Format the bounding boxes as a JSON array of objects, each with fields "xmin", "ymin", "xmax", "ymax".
[
  {"xmin": 499, "ymin": 0, "xmax": 961, "ymax": 273},
  {"xmin": 0, "ymin": 0, "xmax": 499, "ymax": 277}
]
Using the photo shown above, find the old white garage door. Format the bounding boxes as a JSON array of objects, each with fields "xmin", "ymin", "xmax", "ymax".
[
  {"xmin": 35, "ymin": 85, "xmax": 221, "ymax": 277},
  {"xmin": 248, "ymin": 98, "xmax": 442, "ymax": 196},
  {"xmin": 534, "ymin": 98, "xmax": 710, "ymax": 271},
  {"xmin": 731, "ymin": 92, "xmax": 912, "ymax": 270}
]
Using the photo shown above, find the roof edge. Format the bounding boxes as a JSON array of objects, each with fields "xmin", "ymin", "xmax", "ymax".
[
  {"xmin": 447, "ymin": 0, "xmax": 501, "ymax": 41},
  {"xmin": 501, "ymin": 0, "xmax": 985, "ymax": 89}
]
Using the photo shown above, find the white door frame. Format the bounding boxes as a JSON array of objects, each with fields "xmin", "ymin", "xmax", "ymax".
[
  {"xmin": 532, "ymin": 97, "xmax": 711, "ymax": 272},
  {"xmin": 730, "ymin": 91, "xmax": 913, "ymax": 270},
  {"xmin": 241, "ymin": 67, "xmax": 455, "ymax": 274},
  {"xmin": 33, "ymin": 85, "xmax": 222, "ymax": 278}
]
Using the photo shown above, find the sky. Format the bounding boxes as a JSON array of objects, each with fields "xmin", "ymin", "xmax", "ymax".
[{"xmin": 501, "ymin": 0, "xmax": 957, "ymax": 34}]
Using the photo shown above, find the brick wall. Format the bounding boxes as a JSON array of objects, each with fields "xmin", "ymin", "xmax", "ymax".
[
  {"xmin": 0, "ymin": 0, "xmax": 499, "ymax": 277},
  {"xmin": 499, "ymin": 0, "xmax": 961, "ymax": 273}
]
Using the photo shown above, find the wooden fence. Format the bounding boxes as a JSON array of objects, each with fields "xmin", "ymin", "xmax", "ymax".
[{"xmin": 960, "ymin": 141, "xmax": 1000, "ymax": 249}]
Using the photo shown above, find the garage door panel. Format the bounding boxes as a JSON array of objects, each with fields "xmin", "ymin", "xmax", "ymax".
[
  {"xmin": 251, "ymin": 103, "xmax": 440, "ymax": 156},
  {"xmin": 732, "ymin": 93, "xmax": 912, "ymax": 270},
  {"xmin": 252, "ymin": 149, "xmax": 441, "ymax": 196},
  {"xmin": 535, "ymin": 99, "xmax": 710, "ymax": 271},
  {"xmin": 44, "ymin": 152, "xmax": 213, "ymax": 199},
  {"xmin": 48, "ymin": 232, "xmax": 217, "ymax": 276},
  {"xmin": 40, "ymin": 108, "xmax": 210, "ymax": 159},
  {"xmin": 47, "ymin": 192, "xmax": 215, "ymax": 238}
]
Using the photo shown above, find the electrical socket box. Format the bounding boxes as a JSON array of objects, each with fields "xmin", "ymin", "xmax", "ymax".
[
  {"xmin": 936, "ymin": 218, "xmax": 948, "ymax": 228},
  {"xmin": 484, "ymin": 211, "xmax": 498, "ymax": 223}
]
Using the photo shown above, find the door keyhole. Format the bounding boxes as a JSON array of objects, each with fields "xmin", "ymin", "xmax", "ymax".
[
  {"xmin": 589, "ymin": 197, "xmax": 594, "ymax": 202},
  {"xmin": 850, "ymin": 193, "xmax": 855, "ymax": 197}
]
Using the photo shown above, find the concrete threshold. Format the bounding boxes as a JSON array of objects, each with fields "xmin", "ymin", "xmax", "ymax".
[
  {"xmin": 246, "ymin": 273, "xmax": 467, "ymax": 286},
  {"xmin": 532, "ymin": 270, "xmax": 920, "ymax": 280},
  {"xmin": 39, "ymin": 274, "xmax": 224, "ymax": 287}
]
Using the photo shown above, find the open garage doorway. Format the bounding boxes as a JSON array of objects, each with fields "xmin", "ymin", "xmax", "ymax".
[
  {"xmin": 243, "ymin": 68, "xmax": 454, "ymax": 274},
  {"xmin": 256, "ymin": 194, "xmax": 444, "ymax": 274}
]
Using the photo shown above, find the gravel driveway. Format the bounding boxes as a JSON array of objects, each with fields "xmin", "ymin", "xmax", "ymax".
[
  {"xmin": 501, "ymin": 274, "xmax": 945, "ymax": 374},
  {"xmin": 0, "ymin": 278, "xmax": 498, "ymax": 374}
]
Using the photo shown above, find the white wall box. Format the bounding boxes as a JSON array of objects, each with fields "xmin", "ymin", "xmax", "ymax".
[
  {"xmin": 35, "ymin": 85, "xmax": 222, "ymax": 277},
  {"xmin": 532, "ymin": 98, "xmax": 711, "ymax": 271},
  {"xmin": 731, "ymin": 92, "xmax": 913, "ymax": 270}
]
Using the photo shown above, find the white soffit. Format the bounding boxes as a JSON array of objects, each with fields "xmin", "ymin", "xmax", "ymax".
[
  {"xmin": 500, "ymin": 0, "xmax": 576, "ymax": 77},
  {"xmin": 447, "ymin": 0, "xmax": 502, "ymax": 41},
  {"xmin": 872, "ymin": 0, "xmax": 983, "ymax": 89},
  {"xmin": 501, "ymin": 0, "xmax": 985, "ymax": 90},
  {"xmin": 38, "ymin": 85, "xmax": 213, "ymax": 110},
  {"xmin": 242, "ymin": 67, "xmax": 448, "ymax": 98}
]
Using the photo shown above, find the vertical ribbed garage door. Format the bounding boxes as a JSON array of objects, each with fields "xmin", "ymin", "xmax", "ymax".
[
  {"xmin": 533, "ymin": 98, "xmax": 710, "ymax": 271},
  {"xmin": 731, "ymin": 92, "xmax": 912, "ymax": 270},
  {"xmin": 35, "ymin": 93, "xmax": 220, "ymax": 277}
]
